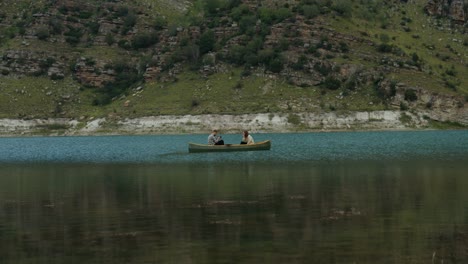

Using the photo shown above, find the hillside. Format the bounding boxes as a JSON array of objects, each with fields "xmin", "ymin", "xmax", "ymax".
[{"xmin": 0, "ymin": 0, "xmax": 467, "ymax": 131}]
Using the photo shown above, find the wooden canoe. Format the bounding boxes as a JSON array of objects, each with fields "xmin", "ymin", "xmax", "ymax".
[{"xmin": 188, "ymin": 140, "xmax": 271, "ymax": 153}]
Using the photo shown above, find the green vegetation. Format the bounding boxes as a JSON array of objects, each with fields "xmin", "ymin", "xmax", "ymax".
[
  {"xmin": 93, "ymin": 61, "xmax": 142, "ymax": 106},
  {"xmin": 131, "ymin": 32, "xmax": 159, "ymax": 49},
  {"xmin": 399, "ymin": 112, "xmax": 412, "ymax": 125},
  {"xmin": 287, "ymin": 113, "xmax": 302, "ymax": 126},
  {"xmin": 0, "ymin": 0, "xmax": 466, "ymax": 124},
  {"xmin": 329, "ymin": 0, "xmax": 467, "ymax": 96},
  {"xmin": 36, "ymin": 26, "xmax": 50, "ymax": 40},
  {"xmin": 404, "ymin": 89, "xmax": 418, "ymax": 102},
  {"xmin": 428, "ymin": 119, "xmax": 466, "ymax": 129}
]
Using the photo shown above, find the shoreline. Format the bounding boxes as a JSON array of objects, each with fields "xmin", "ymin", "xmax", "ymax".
[{"xmin": 0, "ymin": 110, "xmax": 466, "ymax": 137}]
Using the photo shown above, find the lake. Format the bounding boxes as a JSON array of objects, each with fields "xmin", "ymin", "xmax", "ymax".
[{"xmin": 0, "ymin": 130, "xmax": 467, "ymax": 263}]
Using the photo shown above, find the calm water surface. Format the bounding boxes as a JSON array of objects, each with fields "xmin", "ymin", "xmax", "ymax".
[{"xmin": 0, "ymin": 131, "xmax": 467, "ymax": 263}]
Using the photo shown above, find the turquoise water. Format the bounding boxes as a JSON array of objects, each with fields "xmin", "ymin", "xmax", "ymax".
[
  {"xmin": 0, "ymin": 130, "xmax": 467, "ymax": 163},
  {"xmin": 0, "ymin": 130, "xmax": 468, "ymax": 263}
]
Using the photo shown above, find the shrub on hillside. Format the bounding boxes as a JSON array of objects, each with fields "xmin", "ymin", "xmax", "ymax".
[
  {"xmin": 121, "ymin": 11, "xmax": 137, "ymax": 35},
  {"xmin": 445, "ymin": 66, "xmax": 457, "ymax": 77},
  {"xmin": 191, "ymin": 99, "xmax": 200, "ymax": 108},
  {"xmin": 246, "ymin": 37, "xmax": 265, "ymax": 53},
  {"xmin": 16, "ymin": 22, "xmax": 26, "ymax": 36},
  {"xmin": 444, "ymin": 79, "xmax": 458, "ymax": 91},
  {"xmin": 404, "ymin": 89, "xmax": 418, "ymax": 102},
  {"xmin": 344, "ymin": 74, "xmax": 358, "ymax": 91},
  {"xmin": 78, "ymin": 10, "xmax": 93, "ymax": 19},
  {"xmin": 39, "ymin": 57, "xmax": 56, "ymax": 70},
  {"xmin": 49, "ymin": 17, "xmax": 64, "ymax": 34},
  {"xmin": 301, "ymin": 5, "xmax": 320, "ymax": 19},
  {"xmin": 332, "ymin": 1, "xmax": 352, "ymax": 17},
  {"xmin": 287, "ymin": 114, "xmax": 301, "ymax": 125},
  {"xmin": 204, "ymin": 0, "xmax": 222, "ymax": 15},
  {"xmin": 376, "ymin": 43, "xmax": 393, "ymax": 53},
  {"xmin": 50, "ymin": 73, "xmax": 64, "ymax": 80},
  {"xmin": 118, "ymin": 40, "xmax": 131, "ymax": 50},
  {"xmin": 227, "ymin": 0, "xmax": 242, "ymax": 9},
  {"xmin": 116, "ymin": 5, "xmax": 129, "ymax": 17},
  {"xmin": 314, "ymin": 62, "xmax": 331, "ymax": 76},
  {"xmin": 400, "ymin": 102, "xmax": 408, "ymax": 111},
  {"xmin": 411, "ymin": 52, "xmax": 419, "ymax": 63},
  {"xmin": 131, "ymin": 32, "xmax": 159, "ymax": 49},
  {"xmin": 268, "ymin": 57, "xmax": 284, "ymax": 73},
  {"xmin": 185, "ymin": 44, "xmax": 201, "ymax": 63},
  {"xmin": 36, "ymin": 26, "xmax": 50, "ymax": 40},
  {"xmin": 86, "ymin": 21, "xmax": 100, "ymax": 35},
  {"xmin": 379, "ymin": 33, "xmax": 390, "ymax": 43},
  {"xmin": 242, "ymin": 53, "xmax": 257, "ymax": 66},
  {"xmin": 226, "ymin": 45, "xmax": 248, "ymax": 65},
  {"xmin": 94, "ymin": 61, "xmax": 141, "ymax": 105},
  {"xmin": 257, "ymin": 48, "xmax": 275, "ymax": 64},
  {"xmin": 239, "ymin": 15, "xmax": 257, "ymax": 35},
  {"xmin": 275, "ymin": 38, "xmax": 290, "ymax": 52},
  {"xmin": 339, "ymin": 41, "xmax": 349, "ymax": 53},
  {"xmin": 153, "ymin": 17, "xmax": 167, "ymax": 30},
  {"xmin": 258, "ymin": 7, "xmax": 292, "ymax": 25},
  {"xmin": 58, "ymin": 5, "xmax": 69, "ymax": 14},
  {"xmin": 230, "ymin": 4, "xmax": 252, "ymax": 21},
  {"xmin": 291, "ymin": 55, "xmax": 308, "ymax": 70},
  {"xmin": 198, "ymin": 30, "xmax": 215, "ymax": 54},
  {"xmin": 64, "ymin": 26, "xmax": 83, "ymax": 46},
  {"xmin": 323, "ymin": 76, "xmax": 341, "ymax": 90},
  {"xmin": 105, "ymin": 33, "xmax": 115, "ymax": 46}
]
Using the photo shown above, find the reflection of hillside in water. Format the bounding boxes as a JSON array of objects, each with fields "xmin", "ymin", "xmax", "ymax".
[{"xmin": 0, "ymin": 160, "xmax": 467, "ymax": 263}]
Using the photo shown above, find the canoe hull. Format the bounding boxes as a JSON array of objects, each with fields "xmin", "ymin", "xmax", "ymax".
[{"xmin": 188, "ymin": 140, "xmax": 271, "ymax": 153}]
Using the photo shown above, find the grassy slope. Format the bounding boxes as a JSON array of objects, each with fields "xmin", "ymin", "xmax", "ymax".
[
  {"xmin": 86, "ymin": 67, "xmax": 386, "ymax": 119},
  {"xmin": 132, "ymin": 0, "xmax": 465, "ymax": 117},
  {"xmin": 0, "ymin": 0, "xmax": 466, "ymax": 120},
  {"xmin": 330, "ymin": 0, "xmax": 467, "ymax": 95},
  {"xmin": 0, "ymin": 76, "xmax": 76, "ymax": 118}
]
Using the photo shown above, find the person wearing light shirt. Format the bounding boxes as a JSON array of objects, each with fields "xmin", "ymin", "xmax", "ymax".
[{"xmin": 240, "ymin": 130, "xmax": 254, "ymax": 145}]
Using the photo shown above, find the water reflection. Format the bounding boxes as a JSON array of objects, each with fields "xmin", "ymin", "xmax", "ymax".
[{"xmin": 1, "ymin": 160, "xmax": 467, "ymax": 263}]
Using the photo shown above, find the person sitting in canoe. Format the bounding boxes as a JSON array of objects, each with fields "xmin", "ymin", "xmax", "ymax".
[
  {"xmin": 208, "ymin": 129, "xmax": 224, "ymax": 145},
  {"xmin": 240, "ymin": 130, "xmax": 254, "ymax": 145}
]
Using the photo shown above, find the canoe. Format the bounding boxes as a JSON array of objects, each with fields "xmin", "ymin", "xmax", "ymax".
[{"xmin": 188, "ymin": 140, "xmax": 271, "ymax": 153}]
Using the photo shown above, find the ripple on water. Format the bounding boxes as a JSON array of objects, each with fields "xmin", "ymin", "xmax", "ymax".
[{"xmin": 0, "ymin": 130, "xmax": 467, "ymax": 163}]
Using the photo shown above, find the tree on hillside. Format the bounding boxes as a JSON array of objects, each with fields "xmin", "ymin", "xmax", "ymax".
[
  {"xmin": 198, "ymin": 30, "xmax": 215, "ymax": 54},
  {"xmin": 332, "ymin": 0, "xmax": 352, "ymax": 17},
  {"xmin": 205, "ymin": 0, "xmax": 222, "ymax": 15}
]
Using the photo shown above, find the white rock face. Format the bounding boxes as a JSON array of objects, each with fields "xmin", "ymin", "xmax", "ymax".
[{"xmin": 0, "ymin": 109, "xmax": 465, "ymax": 136}]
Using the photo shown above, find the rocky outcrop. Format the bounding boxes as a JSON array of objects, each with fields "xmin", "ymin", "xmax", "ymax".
[
  {"xmin": 72, "ymin": 57, "xmax": 115, "ymax": 87},
  {"xmin": 0, "ymin": 118, "xmax": 79, "ymax": 135},
  {"xmin": 0, "ymin": 50, "xmax": 65, "ymax": 78},
  {"xmin": 395, "ymin": 87, "xmax": 467, "ymax": 124},
  {"xmin": 426, "ymin": 0, "xmax": 466, "ymax": 23},
  {"xmin": 0, "ymin": 112, "xmax": 407, "ymax": 135},
  {"xmin": 1, "ymin": 109, "xmax": 466, "ymax": 136},
  {"xmin": 375, "ymin": 79, "xmax": 468, "ymax": 124}
]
